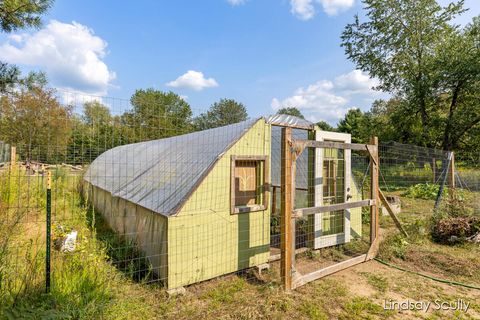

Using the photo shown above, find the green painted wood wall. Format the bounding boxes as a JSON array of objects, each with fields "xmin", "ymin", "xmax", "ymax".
[{"xmin": 167, "ymin": 119, "xmax": 271, "ymax": 289}]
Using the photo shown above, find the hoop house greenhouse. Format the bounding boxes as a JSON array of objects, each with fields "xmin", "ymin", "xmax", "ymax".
[{"xmin": 83, "ymin": 116, "xmax": 363, "ymax": 290}]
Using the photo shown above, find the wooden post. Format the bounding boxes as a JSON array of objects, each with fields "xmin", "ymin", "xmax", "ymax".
[
  {"xmin": 281, "ymin": 127, "xmax": 293, "ymax": 292},
  {"xmin": 432, "ymin": 158, "xmax": 436, "ymax": 183},
  {"xmin": 448, "ymin": 152, "xmax": 455, "ymax": 198},
  {"xmin": 369, "ymin": 137, "xmax": 379, "ymax": 246},
  {"xmin": 272, "ymin": 186, "xmax": 277, "ymax": 216},
  {"xmin": 10, "ymin": 146, "xmax": 16, "ymax": 169}
]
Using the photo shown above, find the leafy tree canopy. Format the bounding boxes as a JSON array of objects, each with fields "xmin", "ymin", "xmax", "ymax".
[
  {"xmin": 0, "ymin": 0, "xmax": 53, "ymax": 32},
  {"xmin": 83, "ymin": 101, "xmax": 112, "ymax": 125},
  {"xmin": 316, "ymin": 121, "xmax": 335, "ymax": 132},
  {"xmin": 276, "ymin": 107, "xmax": 305, "ymax": 119},
  {"xmin": 193, "ymin": 98, "xmax": 248, "ymax": 130},
  {"xmin": 342, "ymin": 0, "xmax": 479, "ymax": 150},
  {"xmin": 0, "ymin": 86, "xmax": 71, "ymax": 162},
  {"xmin": 337, "ymin": 108, "xmax": 368, "ymax": 143},
  {"xmin": 127, "ymin": 89, "xmax": 193, "ymax": 140},
  {"xmin": 0, "ymin": 0, "xmax": 53, "ymax": 92}
]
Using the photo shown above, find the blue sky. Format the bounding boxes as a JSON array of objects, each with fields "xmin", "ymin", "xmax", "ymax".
[{"xmin": 0, "ymin": 0, "xmax": 478, "ymax": 124}]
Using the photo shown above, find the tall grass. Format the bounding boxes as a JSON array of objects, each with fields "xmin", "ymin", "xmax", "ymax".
[{"xmin": 0, "ymin": 167, "xmax": 155, "ymax": 319}]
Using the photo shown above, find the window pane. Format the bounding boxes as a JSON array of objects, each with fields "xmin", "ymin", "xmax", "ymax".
[{"xmin": 235, "ymin": 160, "xmax": 259, "ymax": 207}]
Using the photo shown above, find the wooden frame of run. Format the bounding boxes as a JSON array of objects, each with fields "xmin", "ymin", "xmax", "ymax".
[{"xmin": 280, "ymin": 127, "xmax": 380, "ymax": 291}]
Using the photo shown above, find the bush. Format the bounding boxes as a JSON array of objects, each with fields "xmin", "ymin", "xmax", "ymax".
[{"xmin": 402, "ymin": 183, "xmax": 441, "ymax": 200}]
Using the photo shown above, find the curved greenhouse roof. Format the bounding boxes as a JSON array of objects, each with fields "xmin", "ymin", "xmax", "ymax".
[{"xmin": 84, "ymin": 118, "xmax": 261, "ymax": 216}]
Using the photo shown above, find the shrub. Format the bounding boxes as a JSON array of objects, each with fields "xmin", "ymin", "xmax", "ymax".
[{"xmin": 402, "ymin": 183, "xmax": 441, "ymax": 200}]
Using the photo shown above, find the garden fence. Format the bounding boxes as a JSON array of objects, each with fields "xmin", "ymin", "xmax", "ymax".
[{"xmin": 1, "ymin": 86, "xmax": 478, "ymax": 317}]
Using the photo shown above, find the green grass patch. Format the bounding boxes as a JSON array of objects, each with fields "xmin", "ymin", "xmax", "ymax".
[
  {"xmin": 360, "ymin": 272, "xmax": 389, "ymax": 293},
  {"xmin": 341, "ymin": 296, "xmax": 393, "ymax": 319}
]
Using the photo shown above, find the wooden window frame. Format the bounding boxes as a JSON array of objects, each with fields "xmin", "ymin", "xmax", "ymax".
[{"xmin": 230, "ymin": 155, "xmax": 269, "ymax": 214}]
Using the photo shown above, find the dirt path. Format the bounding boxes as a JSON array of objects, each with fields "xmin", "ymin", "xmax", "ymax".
[{"xmin": 330, "ymin": 260, "xmax": 480, "ymax": 319}]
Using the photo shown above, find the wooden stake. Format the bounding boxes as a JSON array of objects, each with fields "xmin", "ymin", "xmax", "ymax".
[
  {"xmin": 432, "ymin": 158, "xmax": 436, "ymax": 183},
  {"xmin": 378, "ymin": 189, "xmax": 408, "ymax": 237},
  {"xmin": 10, "ymin": 146, "xmax": 16, "ymax": 169},
  {"xmin": 281, "ymin": 127, "xmax": 293, "ymax": 292},
  {"xmin": 448, "ymin": 152, "xmax": 455, "ymax": 199}
]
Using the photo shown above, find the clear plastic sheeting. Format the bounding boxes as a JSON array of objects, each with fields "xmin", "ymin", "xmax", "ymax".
[
  {"xmin": 265, "ymin": 114, "xmax": 315, "ymax": 130},
  {"xmin": 84, "ymin": 118, "xmax": 261, "ymax": 216},
  {"xmin": 270, "ymin": 126, "xmax": 309, "ymax": 190}
]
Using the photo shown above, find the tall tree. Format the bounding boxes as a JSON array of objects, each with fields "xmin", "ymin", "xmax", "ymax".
[
  {"xmin": 341, "ymin": 0, "xmax": 465, "ymax": 146},
  {"xmin": 0, "ymin": 86, "xmax": 72, "ymax": 162},
  {"xmin": 68, "ymin": 101, "xmax": 121, "ymax": 163},
  {"xmin": 365, "ymin": 99, "xmax": 407, "ymax": 143},
  {"xmin": 0, "ymin": 0, "xmax": 54, "ymax": 92},
  {"xmin": 0, "ymin": 0, "xmax": 53, "ymax": 32},
  {"xmin": 83, "ymin": 101, "xmax": 112, "ymax": 126},
  {"xmin": 276, "ymin": 107, "xmax": 305, "ymax": 119},
  {"xmin": 193, "ymin": 98, "xmax": 248, "ymax": 130},
  {"xmin": 126, "ymin": 89, "xmax": 192, "ymax": 140},
  {"xmin": 337, "ymin": 108, "xmax": 369, "ymax": 143},
  {"xmin": 316, "ymin": 120, "xmax": 335, "ymax": 131},
  {"xmin": 434, "ymin": 17, "xmax": 480, "ymax": 150}
]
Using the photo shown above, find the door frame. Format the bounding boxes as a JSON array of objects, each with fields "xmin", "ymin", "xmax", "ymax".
[{"xmin": 313, "ymin": 130, "xmax": 352, "ymax": 249}]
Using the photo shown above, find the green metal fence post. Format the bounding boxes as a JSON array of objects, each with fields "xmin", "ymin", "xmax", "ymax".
[{"xmin": 46, "ymin": 170, "xmax": 51, "ymax": 293}]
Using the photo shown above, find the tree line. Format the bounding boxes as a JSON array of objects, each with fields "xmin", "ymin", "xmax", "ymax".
[{"xmin": 0, "ymin": 83, "xmax": 251, "ymax": 163}]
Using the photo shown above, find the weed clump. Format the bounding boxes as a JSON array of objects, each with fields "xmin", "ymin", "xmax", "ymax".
[
  {"xmin": 431, "ymin": 216, "xmax": 480, "ymax": 244},
  {"xmin": 431, "ymin": 195, "xmax": 480, "ymax": 244}
]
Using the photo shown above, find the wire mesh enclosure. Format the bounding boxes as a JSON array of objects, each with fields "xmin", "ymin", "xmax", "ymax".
[{"xmin": 1, "ymin": 86, "xmax": 479, "ymax": 317}]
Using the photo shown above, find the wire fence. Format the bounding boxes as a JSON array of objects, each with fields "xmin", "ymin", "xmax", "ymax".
[{"xmin": 1, "ymin": 85, "xmax": 479, "ymax": 318}]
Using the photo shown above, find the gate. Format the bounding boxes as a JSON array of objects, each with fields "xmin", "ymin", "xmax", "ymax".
[{"xmin": 280, "ymin": 127, "xmax": 381, "ymax": 291}]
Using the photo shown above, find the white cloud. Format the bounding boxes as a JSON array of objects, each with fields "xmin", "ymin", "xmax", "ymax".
[
  {"xmin": 60, "ymin": 89, "xmax": 104, "ymax": 108},
  {"xmin": 166, "ymin": 70, "xmax": 219, "ymax": 91},
  {"xmin": 290, "ymin": 0, "xmax": 316, "ymax": 20},
  {"xmin": 271, "ymin": 70, "xmax": 380, "ymax": 123},
  {"xmin": 289, "ymin": 0, "xmax": 354, "ymax": 20},
  {"xmin": 227, "ymin": 0, "xmax": 247, "ymax": 5},
  {"xmin": 318, "ymin": 0, "xmax": 355, "ymax": 16},
  {"xmin": 334, "ymin": 69, "xmax": 379, "ymax": 94},
  {"xmin": 0, "ymin": 20, "xmax": 115, "ymax": 96}
]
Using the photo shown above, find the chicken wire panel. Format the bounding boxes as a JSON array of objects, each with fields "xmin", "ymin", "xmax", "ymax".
[
  {"xmin": 379, "ymin": 141, "xmax": 450, "ymax": 189},
  {"xmin": 4, "ymin": 83, "xmax": 479, "ymax": 320}
]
